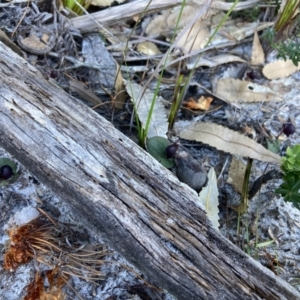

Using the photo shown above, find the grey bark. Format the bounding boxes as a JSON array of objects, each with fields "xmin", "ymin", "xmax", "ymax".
[{"xmin": 0, "ymin": 42, "xmax": 299, "ymax": 300}]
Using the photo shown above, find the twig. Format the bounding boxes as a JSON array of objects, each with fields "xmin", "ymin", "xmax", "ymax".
[
  {"xmin": 70, "ymin": 0, "xmax": 264, "ymax": 31},
  {"xmin": 47, "ymin": 51, "xmax": 149, "ymax": 73},
  {"xmin": 12, "ymin": 1, "xmax": 30, "ymax": 37}
]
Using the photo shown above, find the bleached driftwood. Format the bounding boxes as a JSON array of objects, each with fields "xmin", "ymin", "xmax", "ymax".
[
  {"xmin": 70, "ymin": 0, "xmax": 262, "ymax": 32},
  {"xmin": 0, "ymin": 42, "xmax": 299, "ymax": 300}
]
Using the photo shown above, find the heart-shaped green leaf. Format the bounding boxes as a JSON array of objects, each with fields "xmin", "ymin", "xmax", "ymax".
[{"xmin": 146, "ymin": 136, "xmax": 175, "ymax": 169}]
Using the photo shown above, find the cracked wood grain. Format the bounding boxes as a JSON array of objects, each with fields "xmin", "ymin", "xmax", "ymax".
[{"xmin": 0, "ymin": 41, "xmax": 299, "ymax": 300}]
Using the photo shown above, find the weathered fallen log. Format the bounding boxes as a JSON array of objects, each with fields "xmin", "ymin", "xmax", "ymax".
[{"xmin": 0, "ymin": 42, "xmax": 299, "ymax": 300}]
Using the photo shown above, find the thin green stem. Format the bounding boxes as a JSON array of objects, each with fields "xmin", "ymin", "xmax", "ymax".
[
  {"xmin": 121, "ymin": 0, "xmax": 153, "ymax": 146},
  {"xmin": 168, "ymin": 0, "xmax": 239, "ymax": 131},
  {"xmin": 141, "ymin": 0, "xmax": 187, "ymax": 146}
]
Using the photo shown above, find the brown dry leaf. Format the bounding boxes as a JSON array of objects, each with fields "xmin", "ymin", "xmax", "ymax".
[
  {"xmin": 145, "ymin": 11, "xmax": 170, "ymax": 36},
  {"xmin": 195, "ymin": 21, "xmax": 272, "ymax": 55},
  {"xmin": 25, "ymin": 268, "xmax": 67, "ymax": 300},
  {"xmin": 215, "ymin": 78, "xmax": 282, "ymax": 102},
  {"xmin": 91, "ymin": 0, "xmax": 125, "ymax": 6},
  {"xmin": 145, "ymin": 5, "xmax": 272, "ymax": 55},
  {"xmin": 263, "ymin": 59, "xmax": 300, "ymax": 80},
  {"xmin": 19, "ymin": 35, "xmax": 53, "ymax": 53},
  {"xmin": 145, "ymin": 5, "xmax": 217, "ymax": 39},
  {"xmin": 24, "ymin": 272, "xmax": 45, "ymax": 300},
  {"xmin": 166, "ymin": 6, "xmax": 197, "ymax": 30},
  {"xmin": 4, "ymin": 217, "xmax": 53, "ymax": 271},
  {"xmin": 266, "ymin": 77, "xmax": 293, "ymax": 96},
  {"xmin": 114, "ymin": 63, "xmax": 126, "ymax": 109},
  {"xmin": 227, "ymin": 157, "xmax": 246, "ymax": 194},
  {"xmin": 175, "ymin": 122, "xmax": 281, "ymax": 164},
  {"xmin": 132, "ymin": 15, "xmax": 140, "ymax": 22},
  {"xmin": 40, "ymin": 288, "xmax": 66, "ymax": 300},
  {"xmin": 229, "ymin": 157, "xmax": 250, "ymax": 214},
  {"xmin": 184, "ymin": 96, "xmax": 213, "ymax": 110},
  {"xmin": 251, "ymin": 30, "xmax": 264, "ymax": 65},
  {"xmin": 187, "ymin": 54, "xmax": 246, "ymax": 69},
  {"xmin": 103, "ymin": 26, "xmax": 129, "ymax": 46},
  {"xmin": 213, "ymin": 21, "xmax": 272, "ymax": 45},
  {"xmin": 166, "ymin": 5, "xmax": 216, "ymax": 30},
  {"xmin": 45, "ymin": 266, "xmax": 67, "ymax": 288},
  {"xmin": 41, "ymin": 267, "xmax": 67, "ymax": 300},
  {"xmin": 69, "ymin": 79, "xmax": 103, "ymax": 106},
  {"xmin": 137, "ymin": 41, "xmax": 161, "ymax": 55},
  {"xmin": 176, "ymin": 20, "xmax": 210, "ymax": 54}
]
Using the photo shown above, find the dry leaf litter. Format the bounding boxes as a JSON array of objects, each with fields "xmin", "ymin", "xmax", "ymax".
[{"xmin": 1, "ymin": 0, "xmax": 300, "ymax": 298}]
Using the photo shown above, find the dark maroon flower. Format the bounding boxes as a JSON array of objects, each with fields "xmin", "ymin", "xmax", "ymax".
[
  {"xmin": 0, "ymin": 165, "xmax": 14, "ymax": 180},
  {"xmin": 166, "ymin": 141, "xmax": 179, "ymax": 158},
  {"xmin": 283, "ymin": 123, "xmax": 296, "ymax": 137}
]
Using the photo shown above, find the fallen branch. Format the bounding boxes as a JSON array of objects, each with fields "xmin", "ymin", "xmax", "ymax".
[
  {"xmin": 70, "ymin": 0, "xmax": 262, "ymax": 32},
  {"xmin": 0, "ymin": 42, "xmax": 299, "ymax": 299}
]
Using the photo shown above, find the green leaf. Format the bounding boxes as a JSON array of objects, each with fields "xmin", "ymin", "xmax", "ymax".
[
  {"xmin": 65, "ymin": 0, "xmax": 75, "ymax": 10},
  {"xmin": 276, "ymin": 172, "xmax": 300, "ymax": 209},
  {"xmin": 0, "ymin": 158, "xmax": 19, "ymax": 186},
  {"xmin": 292, "ymin": 145, "xmax": 300, "ymax": 155},
  {"xmin": 282, "ymin": 145, "xmax": 300, "ymax": 174},
  {"xmin": 266, "ymin": 139, "xmax": 280, "ymax": 154},
  {"xmin": 286, "ymin": 146, "xmax": 294, "ymax": 156},
  {"xmin": 256, "ymin": 240, "xmax": 275, "ymax": 248},
  {"xmin": 146, "ymin": 137, "xmax": 175, "ymax": 169}
]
